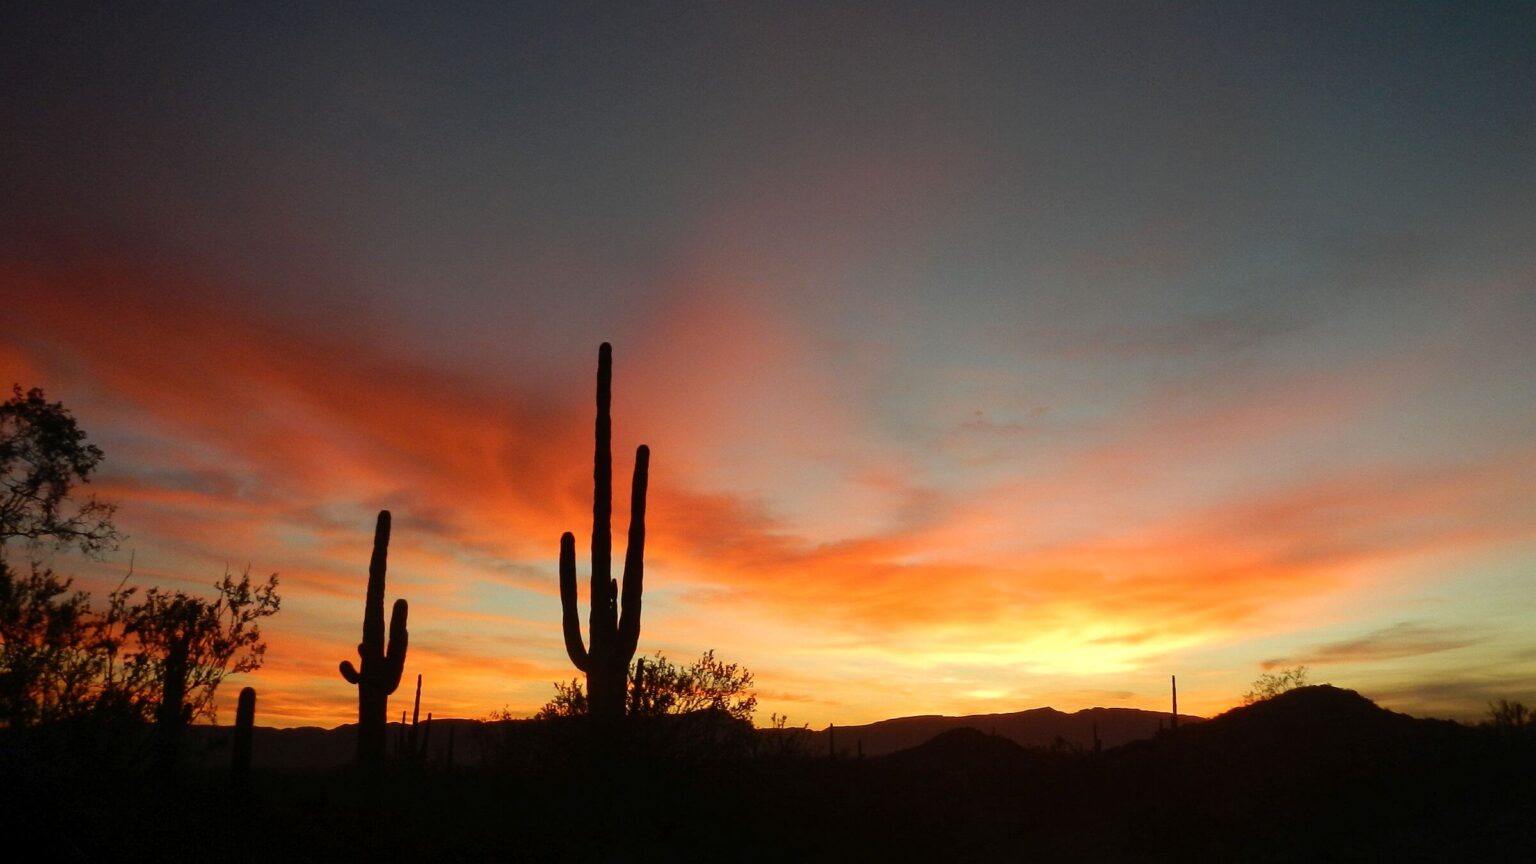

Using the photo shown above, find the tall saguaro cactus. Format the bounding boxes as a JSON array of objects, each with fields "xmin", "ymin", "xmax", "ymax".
[
  {"xmin": 559, "ymin": 343, "xmax": 650, "ymax": 719},
  {"xmin": 338, "ymin": 510, "xmax": 409, "ymax": 765}
]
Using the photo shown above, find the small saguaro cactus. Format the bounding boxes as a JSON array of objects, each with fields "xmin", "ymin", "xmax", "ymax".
[
  {"xmin": 338, "ymin": 510, "xmax": 409, "ymax": 766},
  {"xmin": 1170, "ymin": 675, "xmax": 1179, "ymax": 731},
  {"xmin": 408, "ymin": 673, "xmax": 423, "ymax": 755},
  {"xmin": 559, "ymin": 343, "xmax": 650, "ymax": 720},
  {"xmin": 232, "ymin": 686, "xmax": 256, "ymax": 781}
]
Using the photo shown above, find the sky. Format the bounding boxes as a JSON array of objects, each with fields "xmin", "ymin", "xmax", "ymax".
[{"xmin": 2, "ymin": 2, "xmax": 1533, "ymax": 728}]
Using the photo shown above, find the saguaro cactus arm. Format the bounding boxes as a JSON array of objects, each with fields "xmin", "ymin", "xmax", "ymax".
[
  {"xmin": 616, "ymin": 444, "xmax": 649, "ymax": 659},
  {"xmin": 337, "ymin": 604, "xmax": 408, "ymax": 685},
  {"xmin": 364, "ymin": 511, "xmax": 390, "ymax": 646},
  {"xmin": 559, "ymin": 532, "xmax": 590, "ymax": 671},
  {"xmin": 385, "ymin": 599, "xmax": 409, "ymax": 690}
]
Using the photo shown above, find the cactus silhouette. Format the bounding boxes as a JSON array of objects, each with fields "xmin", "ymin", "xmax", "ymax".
[
  {"xmin": 404, "ymin": 674, "xmax": 436, "ymax": 764},
  {"xmin": 153, "ymin": 630, "xmax": 191, "ymax": 780},
  {"xmin": 338, "ymin": 510, "xmax": 409, "ymax": 766},
  {"xmin": 232, "ymin": 686, "xmax": 256, "ymax": 781},
  {"xmin": 559, "ymin": 343, "xmax": 650, "ymax": 719},
  {"xmin": 408, "ymin": 673, "xmax": 423, "ymax": 756}
]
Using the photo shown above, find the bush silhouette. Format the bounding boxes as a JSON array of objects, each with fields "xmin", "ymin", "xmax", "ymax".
[
  {"xmin": 537, "ymin": 650, "xmax": 757, "ymax": 724},
  {"xmin": 1243, "ymin": 665, "xmax": 1310, "ymax": 704},
  {"xmin": 1486, "ymin": 698, "xmax": 1532, "ymax": 732}
]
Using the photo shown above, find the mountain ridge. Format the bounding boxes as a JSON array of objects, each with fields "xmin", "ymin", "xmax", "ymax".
[
  {"xmin": 799, "ymin": 703, "xmax": 1193, "ymax": 756},
  {"xmin": 190, "ymin": 703, "xmax": 1192, "ymax": 768}
]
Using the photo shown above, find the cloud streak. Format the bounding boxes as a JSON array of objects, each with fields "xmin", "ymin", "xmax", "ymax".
[{"xmin": 1264, "ymin": 623, "xmax": 1481, "ymax": 669}]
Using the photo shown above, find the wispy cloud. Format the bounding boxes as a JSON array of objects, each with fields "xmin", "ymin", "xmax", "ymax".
[{"xmin": 1263, "ymin": 623, "xmax": 1480, "ymax": 669}]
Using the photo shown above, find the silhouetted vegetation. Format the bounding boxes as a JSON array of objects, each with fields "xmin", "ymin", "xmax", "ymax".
[
  {"xmin": 1, "ymin": 386, "xmax": 279, "ymax": 767},
  {"xmin": 0, "ymin": 384, "xmax": 121, "ymax": 728},
  {"xmin": 1, "ymin": 384, "xmax": 120, "ymax": 555},
  {"xmin": 0, "ymin": 558, "xmax": 277, "ymax": 736},
  {"xmin": 336, "ymin": 510, "xmax": 409, "ymax": 767},
  {"xmin": 1, "ymin": 385, "xmax": 279, "ymax": 797},
  {"xmin": 109, "ymin": 565, "xmax": 280, "ymax": 777},
  {"xmin": 1486, "ymin": 698, "xmax": 1532, "ymax": 733},
  {"xmin": 0, "ymin": 558, "xmax": 99, "ymax": 727},
  {"xmin": 401, "ymin": 673, "xmax": 435, "ymax": 764},
  {"xmin": 1243, "ymin": 664, "xmax": 1311, "ymax": 704},
  {"xmin": 537, "ymin": 650, "xmax": 757, "ymax": 723},
  {"xmin": 231, "ymin": 685, "xmax": 255, "ymax": 782},
  {"xmin": 558, "ymin": 342, "xmax": 650, "ymax": 720}
]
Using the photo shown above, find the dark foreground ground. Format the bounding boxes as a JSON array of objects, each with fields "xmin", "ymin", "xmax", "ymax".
[{"xmin": 7, "ymin": 688, "xmax": 1534, "ymax": 862}]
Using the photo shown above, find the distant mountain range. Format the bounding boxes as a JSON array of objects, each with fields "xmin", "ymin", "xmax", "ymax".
[
  {"xmin": 187, "ymin": 703, "xmax": 1191, "ymax": 769},
  {"xmin": 796, "ymin": 705, "xmax": 1192, "ymax": 757}
]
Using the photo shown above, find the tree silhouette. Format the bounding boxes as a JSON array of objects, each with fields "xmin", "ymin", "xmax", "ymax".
[
  {"xmin": 98, "ymin": 566, "xmax": 279, "ymax": 775},
  {"xmin": 0, "ymin": 384, "xmax": 121, "ymax": 555},
  {"xmin": 102, "ymin": 566, "xmax": 280, "ymax": 724},
  {"xmin": 0, "ymin": 385, "xmax": 121, "ymax": 729}
]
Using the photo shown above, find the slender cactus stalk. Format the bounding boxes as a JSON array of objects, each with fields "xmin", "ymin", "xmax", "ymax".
[
  {"xmin": 558, "ymin": 343, "xmax": 650, "ymax": 720},
  {"xmin": 409, "ymin": 673, "xmax": 422, "ymax": 756},
  {"xmin": 232, "ymin": 686, "xmax": 256, "ymax": 782}
]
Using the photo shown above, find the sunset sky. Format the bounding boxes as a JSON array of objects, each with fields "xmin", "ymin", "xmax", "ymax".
[{"xmin": 3, "ymin": 3, "xmax": 1533, "ymax": 728}]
